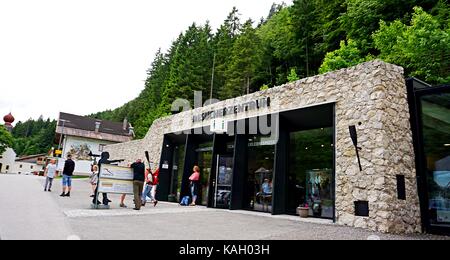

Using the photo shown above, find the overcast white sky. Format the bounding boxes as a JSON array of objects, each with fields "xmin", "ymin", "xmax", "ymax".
[{"xmin": 0, "ymin": 0, "xmax": 293, "ymax": 123}]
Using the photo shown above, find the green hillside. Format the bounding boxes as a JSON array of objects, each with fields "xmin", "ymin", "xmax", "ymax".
[{"xmin": 89, "ymin": 0, "xmax": 449, "ymax": 139}]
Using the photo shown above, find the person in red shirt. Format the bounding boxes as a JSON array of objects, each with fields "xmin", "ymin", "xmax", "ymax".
[
  {"xmin": 150, "ymin": 168, "xmax": 160, "ymax": 207},
  {"xmin": 142, "ymin": 167, "xmax": 160, "ymax": 207},
  {"xmin": 189, "ymin": 166, "xmax": 200, "ymax": 206}
]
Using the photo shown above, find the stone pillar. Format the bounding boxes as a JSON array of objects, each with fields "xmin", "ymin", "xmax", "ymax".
[{"xmin": 334, "ymin": 62, "xmax": 421, "ymax": 234}]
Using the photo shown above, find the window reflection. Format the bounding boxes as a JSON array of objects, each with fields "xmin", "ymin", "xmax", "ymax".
[
  {"xmin": 288, "ymin": 128, "xmax": 334, "ymax": 218},
  {"xmin": 246, "ymin": 135, "xmax": 276, "ymax": 213},
  {"xmin": 196, "ymin": 142, "xmax": 213, "ymax": 206},
  {"xmin": 421, "ymin": 93, "xmax": 450, "ymax": 227}
]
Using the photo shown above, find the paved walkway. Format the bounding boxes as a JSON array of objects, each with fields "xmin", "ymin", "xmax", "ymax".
[
  {"xmin": 0, "ymin": 174, "xmax": 76, "ymax": 240},
  {"xmin": 0, "ymin": 174, "xmax": 448, "ymax": 240}
]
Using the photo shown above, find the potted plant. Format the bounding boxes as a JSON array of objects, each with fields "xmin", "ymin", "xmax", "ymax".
[{"xmin": 297, "ymin": 203, "xmax": 309, "ymax": 218}]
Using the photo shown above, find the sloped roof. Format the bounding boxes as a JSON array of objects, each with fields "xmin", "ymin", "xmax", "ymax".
[
  {"xmin": 16, "ymin": 153, "xmax": 47, "ymax": 163},
  {"xmin": 57, "ymin": 112, "xmax": 131, "ymax": 137}
]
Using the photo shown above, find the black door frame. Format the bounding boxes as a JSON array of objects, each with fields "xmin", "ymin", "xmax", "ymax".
[
  {"xmin": 407, "ymin": 79, "xmax": 450, "ymax": 235},
  {"xmin": 275, "ymin": 104, "xmax": 336, "ymax": 221},
  {"xmin": 160, "ymin": 103, "xmax": 337, "ymax": 221}
]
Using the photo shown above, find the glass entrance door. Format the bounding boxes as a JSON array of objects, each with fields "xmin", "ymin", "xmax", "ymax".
[
  {"xmin": 419, "ymin": 92, "xmax": 450, "ymax": 229},
  {"xmin": 213, "ymin": 155, "xmax": 233, "ymax": 209},
  {"xmin": 197, "ymin": 144, "xmax": 213, "ymax": 206},
  {"xmin": 287, "ymin": 127, "xmax": 334, "ymax": 218},
  {"xmin": 245, "ymin": 136, "xmax": 276, "ymax": 213}
]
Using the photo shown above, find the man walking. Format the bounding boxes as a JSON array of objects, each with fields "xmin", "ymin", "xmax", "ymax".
[
  {"xmin": 44, "ymin": 159, "xmax": 57, "ymax": 192},
  {"xmin": 130, "ymin": 159, "xmax": 145, "ymax": 210},
  {"xmin": 60, "ymin": 154, "xmax": 75, "ymax": 197}
]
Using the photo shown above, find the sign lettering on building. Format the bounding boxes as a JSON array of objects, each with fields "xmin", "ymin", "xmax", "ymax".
[{"xmin": 193, "ymin": 97, "xmax": 271, "ymax": 123}]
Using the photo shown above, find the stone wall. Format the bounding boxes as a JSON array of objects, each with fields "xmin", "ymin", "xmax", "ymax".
[{"xmin": 105, "ymin": 60, "xmax": 421, "ymax": 234}]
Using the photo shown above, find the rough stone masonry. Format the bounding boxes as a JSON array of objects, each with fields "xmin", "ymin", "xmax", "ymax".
[{"xmin": 105, "ymin": 60, "xmax": 422, "ymax": 234}]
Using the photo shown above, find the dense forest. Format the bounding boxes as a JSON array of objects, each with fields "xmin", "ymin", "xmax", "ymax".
[
  {"xmin": 10, "ymin": 117, "xmax": 57, "ymax": 156},
  {"xmin": 2, "ymin": 0, "xmax": 447, "ymax": 156},
  {"xmin": 90, "ymin": 0, "xmax": 449, "ymax": 139}
]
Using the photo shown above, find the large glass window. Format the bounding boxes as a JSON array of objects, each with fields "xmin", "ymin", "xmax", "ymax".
[
  {"xmin": 214, "ymin": 155, "xmax": 234, "ymax": 209},
  {"xmin": 420, "ymin": 92, "xmax": 450, "ymax": 227},
  {"xmin": 288, "ymin": 128, "xmax": 334, "ymax": 218},
  {"xmin": 245, "ymin": 135, "xmax": 277, "ymax": 213}
]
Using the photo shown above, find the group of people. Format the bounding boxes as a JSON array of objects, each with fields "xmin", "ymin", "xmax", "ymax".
[
  {"xmin": 43, "ymin": 153, "xmax": 202, "ymax": 210},
  {"xmin": 122, "ymin": 158, "xmax": 160, "ymax": 211},
  {"xmin": 88, "ymin": 158, "xmax": 160, "ymax": 211},
  {"xmin": 43, "ymin": 154, "xmax": 75, "ymax": 196},
  {"xmin": 43, "ymin": 154, "xmax": 161, "ymax": 211}
]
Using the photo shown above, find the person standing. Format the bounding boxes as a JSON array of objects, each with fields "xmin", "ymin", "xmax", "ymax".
[
  {"xmin": 142, "ymin": 167, "xmax": 160, "ymax": 207},
  {"xmin": 141, "ymin": 168, "xmax": 153, "ymax": 207},
  {"xmin": 130, "ymin": 159, "xmax": 146, "ymax": 210},
  {"xmin": 92, "ymin": 152, "xmax": 119, "ymax": 206},
  {"xmin": 89, "ymin": 165, "xmax": 99, "ymax": 198},
  {"xmin": 189, "ymin": 166, "xmax": 200, "ymax": 206},
  {"xmin": 150, "ymin": 168, "xmax": 160, "ymax": 207},
  {"xmin": 60, "ymin": 154, "xmax": 75, "ymax": 197},
  {"xmin": 119, "ymin": 194, "xmax": 127, "ymax": 208},
  {"xmin": 44, "ymin": 159, "xmax": 58, "ymax": 192}
]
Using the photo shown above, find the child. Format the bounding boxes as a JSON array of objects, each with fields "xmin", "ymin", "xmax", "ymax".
[
  {"xmin": 89, "ymin": 165, "xmax": 99, "ymax": 198},
  {"xmin": 44, "ymin": 159, "xmax": 58, "ymax": 192}
]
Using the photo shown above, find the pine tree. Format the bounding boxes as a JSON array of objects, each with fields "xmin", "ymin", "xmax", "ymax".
[
  {"xmin": 222, "ymin": 20, "xmax": 262, "ymax": 99},
  {"xmin": 213, "ymin": 7, "xmax": 242, "ymax": 100}
]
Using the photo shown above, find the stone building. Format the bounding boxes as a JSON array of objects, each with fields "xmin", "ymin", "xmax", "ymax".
[
  {"xmin": 14, "ymin": 154, "xmax": 46, "ymax": 175},
  {"xmin": 104, "ymin": 61, "xmax": 449, "ymax": 235}
]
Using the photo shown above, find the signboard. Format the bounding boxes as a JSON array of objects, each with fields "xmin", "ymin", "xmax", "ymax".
[
  {"xmin": 162, "ymin": 161, "xmax": 170, "ymax": 170},
  {"xmin": 211, "ymin": 118, "xmax": 228, "ymax": 134},
  {"xmin": 98, "ymin": 165, "xmax": 134, "ymax": 195},
  {"xmin": 54, "ymin": 150, "xmax": 63, "ymax": 158},
  {"xmin": 193, "ymin": 97, "xmax": 271, "ymax": 123}
]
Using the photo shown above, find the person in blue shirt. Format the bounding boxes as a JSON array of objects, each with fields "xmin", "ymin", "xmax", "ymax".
[{"xmin": 262, "ymin": 178, "xmax": 272, "ymax": 195}]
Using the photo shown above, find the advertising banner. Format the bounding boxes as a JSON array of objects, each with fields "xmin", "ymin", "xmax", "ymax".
[{"xmin": 98, "ymin": 165, "xmax": 134, "ymax": 195}]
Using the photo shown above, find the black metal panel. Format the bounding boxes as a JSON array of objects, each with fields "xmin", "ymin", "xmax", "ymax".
[
  {"xmin": 273, "ymin": 115, "xmax": 288, "ymax": 215},
  {"xmin": 209, "ymin": 133, "xmax": 231, "ymax": 208},
  {"xmin": 407, "ymin": 79, "xmax": 450, "ymax": 235},
  {"xmin": 397, "ymin": 175, "xmax": 406, "ymax": 200},
  {"xmin": 332, "ymin": 104, "xmax": 337, "ymax": 222},
  {"xmin": 354, "ymin": 201, "xmax": 369, "ymax": 217},
  {"xmin": 157, "ymin": 136, "xmax": 174, "ymax": 201},
  {"xmin": 231, "ymin": 127, "xmax": 248, "ymax": 210},
  {"xmin": 180, "ymin": 134, "xmax": 198, "ymax": 200}
]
